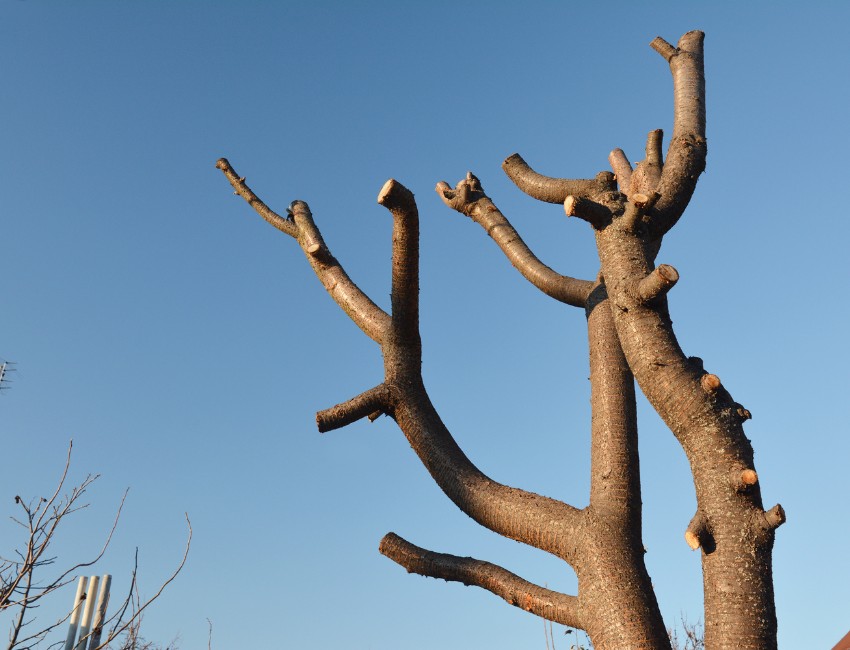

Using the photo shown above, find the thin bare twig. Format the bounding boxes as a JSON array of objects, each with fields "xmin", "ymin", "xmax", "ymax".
[{"xmin": 92, "ymin": 514, "xmax": 192, "ymax": 650}]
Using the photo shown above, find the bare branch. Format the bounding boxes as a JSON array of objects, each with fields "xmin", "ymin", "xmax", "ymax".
[
  {"xmin": 563, "ymin": 195, "xmax": 611, "ymax": 229},
  {"xmin": 216, "ymin": 159, "xmax": 391, "ymax": 344},
  {"xmin": 664, "ymin": 31, "xmax": 706, "ymax": 141},
  {"xmin": 379, "ymin": 533, "xmax": 582, "ymax": 628},
  {"xmin": 0, "ymin": 446, "xmax": 115, "ymax": 621},
  {"xmin": 434, "ymin": 172, "xmax": 487, "ymax": 217},
  {"xmin": 287, "ymin": 200, "xmax": 327, "ymax": 258},
  {"xmin": 502, "ymin": 154, "xmax": 614, "ymax": 204},
  {"xmin": 650, "ymin": 36, "xmax": 677, "ymax": 62},
  {"xmin": 608, "ymin": 149, "xmax": 633, "ymax": 193},
  {"xmin": 762, "ymin": 505, "xmax": 786, "ymax": 532},
  {"xmin": 1, "ymin": 445, "xmax": 187, "ymax": 650},
  {"xmin": 215, "ymin": 158, "xmax": 297, "ymax": 237},
  {"xmin": 645, "ymin": 129, "xmax": 664, "ymax": 167},
  {"xmin": 316, "ymin": 384, "xmax": 394, "ymax": 433},
  {"xmin": 389, "ymin": 391, "xmax": 584, "ymax": 563},
  {"xmin": 7, "ymin": 546, "xmax": 34, "ymax": 649},
  {"xmin": 40, "ymin": 441, "xmax": 74, "ymax": 521},
  {"xmin": 218, "ymin": 166, "xmax": 587, "ymax": 560},
  {"xmin": 93, "ymin": 515, "xmax": 192, "ymax": 650},
  {"xmin": 629, "ymin": 130, "xmax": 664, "ymax": 196},
  {"xmin": 378, "ymin": 180, "xmax": 420, "ymax": 345},
  {"xmin": 648, "ymin": 31, "xmax": 707, "ymax": 237},
  {"xmin": 283, "ymin": 200, "xmax": 391, "ymax": 344},
  {"xmin": 435, "ymin": 174, "xmax": 594, "ymax": 307},
  {"xmin": 685, "ymin": 512, "xmax": 707, "ymax": 551},
  {"xmin": 586, "ymin": 283, "xmax": 641, "ymax": 526},
  {"xmin": 621, "ymin": 192, "xmax": 660, "ymax": 232},
  {"xmin": 637, "ymin": 264, "xmax": 679, "ymax": 302}
]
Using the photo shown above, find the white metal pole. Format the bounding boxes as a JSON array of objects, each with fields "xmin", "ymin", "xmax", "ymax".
[
  {"xmin": 64, "ymin": 577, "xmax": 87, "ymax": 650},
  {"xmin": 74, "ymin": 575, "xmax": 99, "ymax": 650},
  {"xmin": 87, "ymin": 574, "xmax": 112, "ymax": 650}
]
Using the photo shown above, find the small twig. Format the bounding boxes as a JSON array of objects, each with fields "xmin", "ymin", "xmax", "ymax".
[{"xmin": 94, "ymin": 514, "xmax": 192, "ymax": 650}]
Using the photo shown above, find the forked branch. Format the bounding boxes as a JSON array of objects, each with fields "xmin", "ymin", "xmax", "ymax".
[
  {"xmin": 647, "ymin": 31, "xmax": 707, "ymax": 237},
  {"xmin": 216, "ymin": 158, "xmax": 391, "ymax": 344},
  {"xmin": 606, "ymin": 32, "xmax": 707, "ymax": 238},
  {"xmin": 215, "ymin": 158, "xmax": 297, "ymax": 237},
  {"xmin": 218, "ymin": 168, "xmax": 588, "ymax": 562}
]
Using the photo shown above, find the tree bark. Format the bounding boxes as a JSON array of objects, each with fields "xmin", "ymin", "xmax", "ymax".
[
  {"xmin": 579, "ymin": 283, "xmax": 670, "ymax": 649},
  {"xmin": 594, "ymin": 223, "xmax": 781, "ymax": 650}
]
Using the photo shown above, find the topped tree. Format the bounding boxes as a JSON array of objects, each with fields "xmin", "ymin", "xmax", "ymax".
[{"xmin": 217, "ymin": 31, "xmax": 784, "ymax": 650}]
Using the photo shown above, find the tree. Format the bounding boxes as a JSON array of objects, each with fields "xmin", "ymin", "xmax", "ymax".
[
  {"xmin": 0, "ymin": 443, "xmax": 191, "ymax": 650},
  {"xmin": 216, "ymin": 31, "xmax": 784, "ymax": 650}
]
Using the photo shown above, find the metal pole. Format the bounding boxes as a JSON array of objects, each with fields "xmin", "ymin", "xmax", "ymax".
[
  {"xmin": 87, "ymin": 574, "xmax": 111, "ymax": 650},
  {"xmin": 74, "ymin": 576, "xmax": 99, "ymax": 650},
  {"xmin": 64, "ymin": 577, "xmax": 87, "ymax": 650}
]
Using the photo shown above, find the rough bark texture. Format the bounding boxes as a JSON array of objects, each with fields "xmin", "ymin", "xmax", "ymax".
[{"xmin": 218, "ymin": 29, "xmax": 782, "ymax": 650}]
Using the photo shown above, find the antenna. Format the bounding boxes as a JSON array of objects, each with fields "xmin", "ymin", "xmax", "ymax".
[{"xmin": 0, "ymin": 360, "xmax": 15, "ymax": 391}]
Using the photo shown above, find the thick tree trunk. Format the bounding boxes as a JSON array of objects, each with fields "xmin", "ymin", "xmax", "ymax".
[
  {"xmin": 580, "ymin": 284, "xmax": 670, "ymax": 649},
  {"xmin": 594, "ymin": 226, "xmax": 782, "ymax": 649}
]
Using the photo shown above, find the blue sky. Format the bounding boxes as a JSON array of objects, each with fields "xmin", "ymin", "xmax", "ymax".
[{"xmin": 2, "ymin": 2, "xmax": 849, "ymax": 648}]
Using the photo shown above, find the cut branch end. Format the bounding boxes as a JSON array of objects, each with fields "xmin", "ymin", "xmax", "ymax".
[
  {"xmin": 685, "ymin": 512, "xmax": 707, "ymax": 551},
  {"xmin": 316, "ymin": 384, "xmax": 392, "ymax": 433},
  {"xmin": 622, "ymin": 191, "xmax": 661, "ymax": 232},
  {"xmin": 637, "ymin": 264, "xmax": 679, "ymax": 302},
  {"xmin": 741, "ymin": 469, "xmax": 758, "ymax": 486},
  {"xmin": 563, "ymin": 195, "xmax": 610, "ymax": 228},
  {"xmin": 608, "ymin": 148, "xmax": 633, "ymax": 193},
  {"xmin": 632, "ymin": 191, "xmax": 661, "ymax": 211},
  {"xmin": 645, "ymin": 129, "xmax": 664, "ymax": 166},
  {"xmin": 378, "ymin": 179, "xmax": 416, "ymax": 212},
  {"xmin": 736, "ymin": 404, "xmax": 752, "ymax": 421},
  {"xmin": 733, "ymin": 468, "xmax": 759, "ymax": 491},
  {"xmin": 764, "ymin": 504, "xmax": 786, "ymax": 530},
  {"xmin": 700, "ymin": 373, "xmax": 721, "ymax": 393},
  {"xmin": 650, "ymin": 36, "xmax": 677, "ymax": 61}
]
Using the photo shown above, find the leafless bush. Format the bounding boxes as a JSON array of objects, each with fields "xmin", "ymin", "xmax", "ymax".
[{"xmin": 0, "ymin": 442, "xmax": 190, "ymax": 650}]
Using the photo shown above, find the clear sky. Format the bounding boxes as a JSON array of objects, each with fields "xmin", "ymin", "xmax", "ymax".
[{"xmin": 2, "ymin": 2, "xmax": 849, "ymax": 649}]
